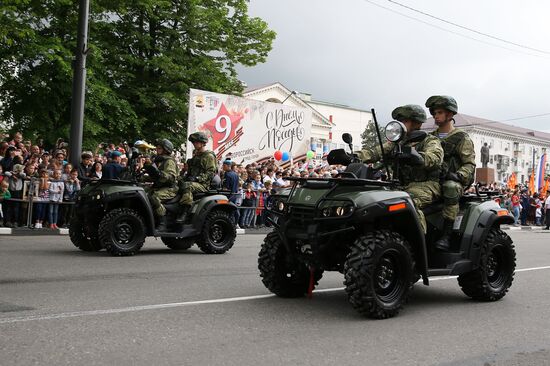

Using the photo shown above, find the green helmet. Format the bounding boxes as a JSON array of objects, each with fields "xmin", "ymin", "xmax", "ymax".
[
  {"xmin": 156, "ymin": 138, "xmax": 174, "ymax": 154},
  {"xmin": 425, "ymin": 95, "xmax": 458, "ymax": 115},
  {"xmin": 391, "ymin": 104, "xmax": 427, "ymax": 124},
  {"xmin": 188, "ymin": 131, "xmax": 209, "ymax": 144}
]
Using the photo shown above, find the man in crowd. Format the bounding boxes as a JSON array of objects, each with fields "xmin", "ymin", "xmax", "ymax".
[
  {"xmin": 426, "ymin": 95, "xmax": 476, "ymax": 250},
  {"xmin": 77, "ymin": 152, "xmax": 92, "ymax": 186},
  {"xmin": 177, "ymin": 132, "xmax": 217, "ymax": 222},
  {"xmin": 102, "ymin": 150, "xmax": 124, "ymax": 179},
  {"xmin": 355, "ymin": 104, "xmax": 443, "ymax": 234},
  {"xmin": 142, "ymin": 139, "xmax": 179, "ymax": 231},
  {"xmin": 544, "ymin": 188, "xmax": 550, "ymax": 230},
  {"xmin": 222, "ymin": 159, "xmax": 240, "ymax": 227}
]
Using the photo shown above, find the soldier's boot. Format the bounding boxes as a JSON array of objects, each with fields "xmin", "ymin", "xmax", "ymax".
[
  {"xmin": 435, "ymin": 219, "xmax": 454, "ymax": 251},
  {"xmin": 176, "ymin": 205, "xmax": 191, "ymax": 223},
  {"xmin": 156, "ymin": 215, "xmax": 170, "ymax": 232}
]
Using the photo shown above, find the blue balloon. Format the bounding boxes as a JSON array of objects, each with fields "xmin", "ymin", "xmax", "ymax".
[{"xmin": 282, "ymin": 152, "xmax": 290, "ymax": 161}]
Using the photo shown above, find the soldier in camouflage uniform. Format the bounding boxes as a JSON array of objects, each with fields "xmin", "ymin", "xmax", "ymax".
[
  {"xmin": 426, "ymin": 95, "xmax": 476, "ymax": 250},
  {"xmin": 176, "ymin": 132, "xmax": 217, "ymax": 222},
  {"xmin": 356, "ymin": 105, "xmax": 443, "ymax": 234},
  {"xmin": 142, "ymin": 139, "xmax": 179, "ymax": 231}
]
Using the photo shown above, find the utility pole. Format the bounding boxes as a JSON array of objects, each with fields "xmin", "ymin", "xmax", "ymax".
[{"xmin": 69, "ymin": 0, "xmax": 90, "ymax": 166}]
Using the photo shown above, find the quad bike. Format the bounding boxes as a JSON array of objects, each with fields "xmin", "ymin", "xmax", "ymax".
[
  {"xmin": 258, "ymin": 123, "xmax": 515, "ymax": 319},
  {"xmin": 69, "ymin": 149, "xmax": 237, "ymax": 256}
]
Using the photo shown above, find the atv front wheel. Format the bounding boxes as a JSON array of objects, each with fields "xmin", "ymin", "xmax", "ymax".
[
  {"xmin": 162, "ymin": 237, "xmax": 194, "ymax": 250},
  {"xmin": 258, "ymin": 231, "xmax": 323, "ymax": 298},
  {"xmin": 69, "ymin": 216, "xmax": 102, "ymax": 252},
  {"xmin": 458, "ymin": 228, "xmax": 515, "ymax": 301},
  {"xmin": 344, "ymin": 230, "xmax": 415, "ymax": 319},
  {"xmin": 196, "ymin": 209, "xmax": 236, "ymax": 254},
  {"xmin": 98, "ymin": 208, "xmax": 146, "ymax": 256}
]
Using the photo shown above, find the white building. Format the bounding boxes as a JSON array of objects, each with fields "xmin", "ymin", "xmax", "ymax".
[
  {"xmin": 244, "ymin": 82, "xmax": 372, "ymax": 158},
  {"xmin": 424, "ymin": 114, "xmax": 550, "ymax": 184}
]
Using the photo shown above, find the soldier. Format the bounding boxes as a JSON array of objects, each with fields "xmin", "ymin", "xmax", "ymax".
[
  {"xmin": 142, "ymin": 139, "xmax": 179, "ymax": 231},
  {"xmin": 356, "ymin": 105, "xmax": 443, "ymax": 234},
  {"xmin": 426, "ymin": 95, "xmax": 476, "ymax": 250},
  {"xmin": 176, "ymin": 132, "xmax": 217, "ymax": 222}
]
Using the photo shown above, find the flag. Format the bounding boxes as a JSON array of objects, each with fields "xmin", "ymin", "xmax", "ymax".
[
  {"xmin": 528, "ymin": 172, "xmax": 535, "ymax": 195},
  {"xmin": 543, "ymin": 178, "xmax": 550, "ymax": 199},
  {"xmin": 507, "ymin": 173, "xmax": 516, "ymax": 190},
  {"xmin": 535, "ymin": 153, "xmax": 547, "ymax": 192}
]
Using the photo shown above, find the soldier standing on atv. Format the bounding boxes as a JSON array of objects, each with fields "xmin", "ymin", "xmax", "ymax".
[
  {"xmin": 176, "ymin": 132, "xmax": 217, "ymax": 222},
  {"xmin": 355, "ymin": 104, "xmax": 443, "ymax": 234},
  {"xmin": 425, "ymin": 96, "xmax": 476, "ymax": 251},
  {"xmin": 142, "ymin": 139, "xmax": 179, "ymax": 231}
]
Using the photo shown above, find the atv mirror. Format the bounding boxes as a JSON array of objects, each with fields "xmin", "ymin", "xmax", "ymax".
[{"xmin": 342, "ymin": 133, "xmax": 353, "ymax": 144}]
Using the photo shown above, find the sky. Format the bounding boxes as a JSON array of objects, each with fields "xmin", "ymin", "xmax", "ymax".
[{"xmin": 237, "ymin": 0, "xmax": 550, "ymax": 132}]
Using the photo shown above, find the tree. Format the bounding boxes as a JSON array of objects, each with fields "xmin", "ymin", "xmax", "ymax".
[
  {"xmin": 0, "ymin": 0, "xmax": 276, "ymax": 151},
  {"xmin": 360, "ymin": 121, "xmax": 385, "ymax": 150}
]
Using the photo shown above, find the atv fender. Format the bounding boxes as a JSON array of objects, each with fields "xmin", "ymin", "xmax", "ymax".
[
  {"xmin": 191, "ymin": 194, "xmax": 237, "ymax": 229},
  {"xmin": 461, "ymin": 208, "xmax": 514, "ymax": 266}
]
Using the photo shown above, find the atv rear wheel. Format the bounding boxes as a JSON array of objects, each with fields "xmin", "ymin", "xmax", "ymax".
[
  {"xmin": 69, "ymin": 216, "xmax": 102, "ymax": 252},
  {"xmin": 344, "ymin": 230, "xmax": 415, "ymax": 319},
  {"xmin": 161, "ymin": 237, "xmax": 194, "ymax": 250},
  {"xmin": 458, "ymin": 228, "xmax": 515, "ymax": 301},
  {"xmin": 196, "ymin": 209, "xmax": 236, "ymax": 254},
  {"xmin": 258, "ymin": 231, "xmax": 323, "ymax": 298},
  {"xmin": 98, "ymin": 208, "xmax": 146, "ymax": 256}
]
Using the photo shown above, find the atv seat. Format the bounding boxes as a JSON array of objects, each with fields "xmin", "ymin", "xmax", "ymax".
[
  {"xmin": 422, "ymin": 201, "xmax": 445, "ymax": 216},
  {"xmin": 162, "ymin": 194, "xmax": 182, "ymax": 204}
]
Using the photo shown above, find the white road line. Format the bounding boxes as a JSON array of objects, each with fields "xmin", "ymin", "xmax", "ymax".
[{"xmin": 1, "ymin": 265, "xmax": 549, "ymax": 325}]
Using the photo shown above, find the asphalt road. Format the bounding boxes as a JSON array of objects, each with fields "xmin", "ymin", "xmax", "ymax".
[{"xmin": 1, "ymin": 230, "xmax": 549, "ymax": 366}]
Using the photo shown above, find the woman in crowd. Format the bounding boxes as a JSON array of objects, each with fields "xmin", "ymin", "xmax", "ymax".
[{"xmin": 90, "ymin": 161, "xmax": 103, "ymax": 180}]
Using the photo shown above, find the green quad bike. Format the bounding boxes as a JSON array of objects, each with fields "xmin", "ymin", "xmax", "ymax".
[
  {"xmin": 258, "ymin": 126, "xmax": 516, "ymax": 319},
  {"xmin": 69, "ymin": 150, "xmax": 237, "ymax": 256}
]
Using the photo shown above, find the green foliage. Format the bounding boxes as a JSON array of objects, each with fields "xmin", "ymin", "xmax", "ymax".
[
  {"xmin": 0, "ymin": 0, "xmax": 276, "ymax": 151},
  {"xmin": 360, "ymin": 122, "xmax": 385, "ymax": 150}
]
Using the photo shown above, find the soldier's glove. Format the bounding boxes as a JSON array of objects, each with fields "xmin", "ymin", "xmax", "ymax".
[
  {"xmin": 446, "ymin": 172, "xmax": 462, "ymax": 183},
  {"xmin": 186, "ymin": 176, "xmax": 197, "ymax": 182},
  {"xmin": 397, "ymin": 147, "xmax": 424, "ymax": 166},
  {"xmin": 143, "ymin": 164, "xmax": 160, "ymax": 179}
]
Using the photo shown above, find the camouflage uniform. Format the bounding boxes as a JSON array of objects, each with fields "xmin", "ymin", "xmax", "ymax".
[
  {"xmin": 431, "ymin": 128, "xmax": 476, "ymax": 220},
  {"xmin": 144, "ymin": 155, "xmax": 179, "ymax": 217},
  {"xmin": 179, "ymin": 150, "xmax": 217, "ymax": 206},
  {"xmin": 356, "ymin": 134, "xmax": 443, "ymax": 234}
]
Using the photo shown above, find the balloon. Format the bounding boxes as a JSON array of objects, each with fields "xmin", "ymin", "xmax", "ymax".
[
  {"xmin": 282, "ymin": 152, "xmax": 290, "ymax": 161},
  {"xmin": 306, "ymin": 150, "xmax": 315, "ymax": 159},
  {"xmin": 274, "ymin": 150, "xmax": 283, "ymax": 161}
]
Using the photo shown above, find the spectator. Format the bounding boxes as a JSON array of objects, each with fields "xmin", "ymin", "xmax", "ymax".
[
  {"xmin": 78, "ymin": 153, "xmax": 92, "ymax": 185},
  {"xmin": 222, "ymin": 159, "xmax": 240, "ymax": 227},
  {"xmin": 34, "ymin": 169, "xmax": 50, "ymax": 229},
  {"xmin": 511, "ymin": 190, "xmax": 521, "ymax": 225},
  {"xmin": 5, "ymin": 164, "xmax": 25, "ymax": 227},
  {"xmin": 48, "ymin": 169, "xmax": 64, "ymax": 229},
  {"xmin": 63, "ymin": 168, "xmax": 81, "ymax": 227},
  {"xmin": 1, "ymin": 146, "xmax": 17, "ymax": 172},
  {"xmin": 61, "ymin": 163, "xmax": 73, "ymax": 181},
  {"xmin": 520, "ymin": 189, "xmax": 530, "ymax": 226},
  {"xmin": 90, "ymin": 161, "xmax": 103, "ymax": 180},
  {"xmin": 240, "ymin": 182, "xmax": 256, "ymax": 228},
  {"xmin": 544, "ymin": 189, "xmax": 550, "ymax": 230},
  {"xmin": 102, "ymin": 151, "xmax": 124, "ymax": 179},
  {"xmin": 0, "ymin": 180, "xmax": 11, "ymax": 227}
]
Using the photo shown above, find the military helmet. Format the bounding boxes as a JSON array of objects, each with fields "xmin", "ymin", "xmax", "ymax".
[
  {"xmin": 188, "ymin": 131, "xmax": 209, "ymax": 143},
  {"xmin": 391, "ymin": 104, "xmax": 427, "ymax": 124},
  {"xmin": 156, "ymin": 138, "xmax": 174, "ymax": 154},
  {"xmin": 425, "ymin": 95, "xmax": 458, "ymax": 114}
]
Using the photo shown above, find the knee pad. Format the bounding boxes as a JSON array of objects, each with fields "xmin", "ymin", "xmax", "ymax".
[{"xmin": 442, "ymin": 181, "xmax": 461, "ymax": 205}]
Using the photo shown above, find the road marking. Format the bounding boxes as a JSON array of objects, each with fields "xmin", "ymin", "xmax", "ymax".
[{"xmin": 1, "ymin": 265, "xmax": 549, "ymax": 325}]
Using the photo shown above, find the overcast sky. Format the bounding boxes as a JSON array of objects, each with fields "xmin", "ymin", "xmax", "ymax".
[{"xmin": 237, "ymin": 0, "xmax": 550, "ymax": 132}]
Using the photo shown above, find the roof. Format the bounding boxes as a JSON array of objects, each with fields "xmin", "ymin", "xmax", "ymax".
[
  {"xmin": 307, "ymin": 99, "xmax": 372, "ymax": 114},
  {"xmin": 423, "ymin": 113, "xmax": 550, "ymax": 142}
]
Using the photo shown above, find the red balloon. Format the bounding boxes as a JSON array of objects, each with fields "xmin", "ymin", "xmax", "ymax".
[{"xmin": 274, "ymin": 150, "xmax": 283, "ymax": 160}]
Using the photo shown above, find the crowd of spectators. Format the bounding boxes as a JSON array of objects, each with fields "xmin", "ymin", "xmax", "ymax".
[{"xmin": 1, "ymin": 131, "xmax": 549, "ymax": 231}]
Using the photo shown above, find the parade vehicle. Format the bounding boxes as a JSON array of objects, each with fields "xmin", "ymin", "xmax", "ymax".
[
  {"xmin": 258, "ymin": 117, "xmax": 516, "ymax": 319},
  {"xmin": 69, "ymin": 148, "xmax": 237, "ymax": 256}
]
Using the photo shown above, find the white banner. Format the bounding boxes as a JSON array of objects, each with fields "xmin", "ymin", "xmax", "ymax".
[{"xmin": 187, "ymin": 89, "xmax": 312, "ymax": 164}]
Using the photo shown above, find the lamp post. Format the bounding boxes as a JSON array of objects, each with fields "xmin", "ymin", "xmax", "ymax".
[{"xmin": 69, "ymin": 0, "xmax": 90, "ymax": 165}]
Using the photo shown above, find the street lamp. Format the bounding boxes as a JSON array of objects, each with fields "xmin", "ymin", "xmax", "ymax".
[{"xmin": 69, "ymin": 0, "xmax": 90, "ymax": 165}]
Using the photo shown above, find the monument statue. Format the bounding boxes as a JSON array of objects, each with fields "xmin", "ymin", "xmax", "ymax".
[{"xmin": 480, "ymin": 142, "xmax": 490, "ymax": 168}]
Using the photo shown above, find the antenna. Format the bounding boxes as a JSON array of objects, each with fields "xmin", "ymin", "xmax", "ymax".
[{"xmin": 371, "ymin": 109, "xmax": 391, "ymax": 180}]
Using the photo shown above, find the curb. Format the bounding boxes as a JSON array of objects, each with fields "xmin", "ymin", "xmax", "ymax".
[
  {"xmin": 501, "ymin": 225, "xmax": 545, "ymax": 231},
  {"xmin": 0, "ymin": 227, "xmax": 267, "ymax": 236}
]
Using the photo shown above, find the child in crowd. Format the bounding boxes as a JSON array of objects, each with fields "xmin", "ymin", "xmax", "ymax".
[
  {"xmin": 34, "ymin": 169, "xmax": 50, "ymax": 229},
  {"xmin": 61, "ymin": 163, "xmax": 73, "ymax": 181},
  {"xmin": 5, "ymin": 164, "xmax": 25, "ymax": 227},
  {"xmin": 48, "ymin": 169, "xmax": 64, "ymax": 229},
  {"xmin": 239, "ymin": 182, "xmax": 257, "ymax": 228},
  {"xmin": 63, "ymin": 168, "xmax": 80, "ymax": 226},
  {"xmin": 0, "ymin": 180, "xmax": 11, "ymax": 227}
]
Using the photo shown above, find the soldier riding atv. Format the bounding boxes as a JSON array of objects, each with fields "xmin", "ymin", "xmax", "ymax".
[
  {"xmin": 69, "ymin": 135, "xmax": 237, "ymax": 256},
  {"xmin": 258, "ymin": 110, "xmax": 516, "ymax": 319}
]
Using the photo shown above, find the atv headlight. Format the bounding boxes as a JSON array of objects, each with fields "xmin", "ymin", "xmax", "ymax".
[
  {"xmin": 385, "ymin": 121, "xmax": 406, "ymax": 142},
  {"xmin": 318, "ymin": 200, "xmax": 354, "ymax": 218},
  {"xmin": 277, "ymin": 201, "xmax": 285, "ymax": 212}
]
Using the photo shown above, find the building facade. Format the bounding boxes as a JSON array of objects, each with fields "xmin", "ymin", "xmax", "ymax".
[{"xmin": 424, "ymin": 114, "xmax": 550, "ymax": 184}]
